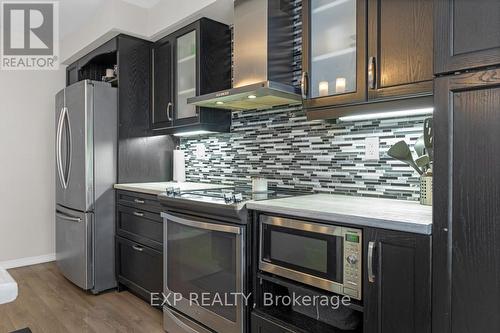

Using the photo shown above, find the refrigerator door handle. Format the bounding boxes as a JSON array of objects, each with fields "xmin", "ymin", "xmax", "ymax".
[
  {"xmin": 56, "ymin": 107, "xmax": 66, "ymax": 189},
  {"xmin": 56, "ymin": 210, "xmax": 82, "ymax": 223},
  {"xmin": 63, "ymin": 107, "xmax": 72, "ymax": 188}
]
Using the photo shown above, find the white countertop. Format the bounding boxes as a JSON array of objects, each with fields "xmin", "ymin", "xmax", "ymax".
[
  {"xmin": 0, "ymin": 267, "xmax": 17, "ymax": 305},
  {"xmin": 114, "ymin": 182, "xmax": 233, "ymax": 195},
  {"xmin": 247, "ymin": 194, "xmax": 433, "ymax": 235}
]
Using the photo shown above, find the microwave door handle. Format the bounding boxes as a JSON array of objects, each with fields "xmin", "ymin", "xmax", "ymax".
[
  {"xmin": 163, "ymin": 213, "xmax": 241, "ymax": 235},
  {"xmin": 368, "ymin": 241, "xmax": 376, "ymax": 283}
]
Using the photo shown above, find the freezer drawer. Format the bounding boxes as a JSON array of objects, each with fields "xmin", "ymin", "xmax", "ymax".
[{"xmin": 55, "ymin": 205, "xmax": 93, "ymax": 290}]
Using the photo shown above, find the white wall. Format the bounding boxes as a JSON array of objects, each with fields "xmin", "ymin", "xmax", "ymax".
[
  {"xmin": 148, "ymin": 0, "xmax": 233, "ymax": 40},
  {"xmin": 0, "ymin": 69, "xmax": 66, "ymax": 265},
  {"xmin": 61, "ymin": 0, "xmax": 149, "ymax": 64},
  {"xmin": 61, "ymin": 0, "xmax": 233, "ymax": 64}
]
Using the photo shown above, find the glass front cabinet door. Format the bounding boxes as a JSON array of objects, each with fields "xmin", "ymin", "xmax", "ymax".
[
  {"xmin": 152, "ymin": 19, "xmax": 232, "ymax": 132},
  {"xmin": 302, "ymin": 0, "xmax": 367, "ymax": 109},
  {"xmin": 174, "ymin": 29, "xmax": 198, "ymax": 125}
]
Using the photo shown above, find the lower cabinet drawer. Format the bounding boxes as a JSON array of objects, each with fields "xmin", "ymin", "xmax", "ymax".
[
  {"xmin": 115, "ymin": 236, "xmax": 163, "ymax": 303},
  {"xmin": 116, "ymin": 205, "xmax": 163, "ymax": 251},
  {"xmin": 251, "ymin": 312, "xmax": 297, "ymax": 333},
  {"xmin": 117, "ymin": 191, "xmax": 162, "ymax": 213}
]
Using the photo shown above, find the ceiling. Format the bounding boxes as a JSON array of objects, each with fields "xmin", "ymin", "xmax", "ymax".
[
  {"xmin": 58, "ymin": 0, "xmax": 163, "ymax": 40},
  {"xmin": 120, "ymin": 0, "xmax": 162, "ymax": 8},
  {"xmin": 59, "ymin": 0, "xmax": 105, "ymax": 39}
]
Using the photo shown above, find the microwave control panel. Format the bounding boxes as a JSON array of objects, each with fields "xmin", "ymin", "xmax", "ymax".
[{"xmin": 343, "ymin": 228, "xmax": 362, "ymax": 300}]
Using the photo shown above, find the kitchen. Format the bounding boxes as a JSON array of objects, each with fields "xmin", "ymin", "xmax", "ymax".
[{"xmin": 0, "ymin": 0, "xmax": 499, "ymax": 332}]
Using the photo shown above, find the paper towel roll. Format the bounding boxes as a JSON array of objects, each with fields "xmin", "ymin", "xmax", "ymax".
[{"xmin": 173, "ymin": 150, "xmax": 186, "ymax": 182}]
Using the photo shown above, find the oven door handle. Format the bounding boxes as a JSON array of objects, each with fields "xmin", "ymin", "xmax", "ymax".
[{"xmin": 163, "ymin": 213, "xmax": 241, "ymax": 235}]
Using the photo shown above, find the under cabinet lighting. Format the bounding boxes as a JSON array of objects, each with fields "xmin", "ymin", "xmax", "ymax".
[
  {"xmin": 338, "ymin": 108, "xmax": 434, "ymax": 122},
  {"xmin": 173, "ymin": 130, "xmax": 215, "ymax": 137},
  {"xmin": 248, "ymin": 95, "xmax": 257, "ymax": 99},
  {"xmin": 216, "ymin": 101, "xmax": 224, "ymax": 105}
]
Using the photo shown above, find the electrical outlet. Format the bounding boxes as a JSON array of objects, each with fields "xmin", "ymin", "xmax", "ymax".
[
  {"xmin": 195, "ymin": 143, "xmax": 206, "ymax": 159},
  {"xmin": 365, "ymin": 137, "xmax": 379, "ymax": 160}
]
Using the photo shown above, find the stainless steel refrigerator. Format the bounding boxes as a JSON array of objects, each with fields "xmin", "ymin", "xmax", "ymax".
[{"xmin": 55, "ymin": 80, "xmax": 117, "ymax": 294}]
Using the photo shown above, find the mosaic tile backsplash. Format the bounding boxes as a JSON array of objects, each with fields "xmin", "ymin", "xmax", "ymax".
[{"xmin": 180, "ymin": 106, "xmax": 430, "ymax": 201}]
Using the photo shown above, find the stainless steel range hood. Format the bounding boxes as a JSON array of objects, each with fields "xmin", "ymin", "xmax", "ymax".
[{"xmin": 188, "ymin": 0, "xmax": 301, "ymax": 111}]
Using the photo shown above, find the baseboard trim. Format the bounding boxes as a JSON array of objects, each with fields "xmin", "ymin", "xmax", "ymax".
[{"xmin": 0, "ymin": 253, "xmax": 56, "ymax": 269}]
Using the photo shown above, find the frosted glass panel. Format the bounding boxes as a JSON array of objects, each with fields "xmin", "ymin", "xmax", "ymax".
[
  {"xmin": 310, "ymin": 0, "xmax": 356, "ymax": 98},
  {"xmin": 176, "ymin": 30, "xmax": 197, "ymax": 119}
]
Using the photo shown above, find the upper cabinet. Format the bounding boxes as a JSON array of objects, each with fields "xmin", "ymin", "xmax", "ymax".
[
  {"xmin": 152, "ymin": 19, "xmax": 232, "ymax": 134},
  {"xmin": 153, "ymin": 38, "xmax": 173, "ymax": 128},
  {"xmin": 302, "ymin": 0, "xmax": 433, "ymax": 114},
  {"xmin": 434, "ymin": 0, "xmax": 500, "ymax": 74},
  {"xmin": 302, "ymin": 0, "xmax": 367, "ymax": 109},
  {"xmin": 367, "ymin": 0, "xmax": 433, "ymax": 100},
  {"xmin": 66, "ymin": 36, "xmax": 153, "ymax": 138},
  {"xmin": 66, "ymin": 38, "xmax": 118, "ymax": 87}
]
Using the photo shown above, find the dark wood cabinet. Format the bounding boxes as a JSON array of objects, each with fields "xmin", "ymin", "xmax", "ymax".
[
  {"xmin": 66, "ymin": 38, "xmax": 118, "ymax": 86},
  {"xmin": 367, "ymin": 0, "xmax": 433, "ymax": 100},
  {"xmin": 434, "ymin": 0, "xmax": 500, "ymax": 74},
  {"xmin": 117, "ymin": 35, "xmax": 152, "ymax": 139},
  {"xmin": 66, "ymin": 62, "xmax": 79, "ymax": 86},
  {"xmin": 116, "ymin": 235, "xmax": 163, "ymax": 303},
  {"xmin": 152, "ymin": 39, "xmax": 173, "ymax": 129},
  {"xmin": 251, "ymin": 312, "xmax": 296, "ymax": 333},
  {"xmin": 433, "ymin": 68, "xmax": 500, "ymax": 333},
  {"xmin": 364, "ymin": 227, "xmax": 431, "ymax": 333},
  {"xmin": 116, "ymin": 205, "xmax": 163, "ymax": 250},
  {"xmin": 302, "ymin": 0, "xmax": 433, "ymax": 116},
  {"xmin": 152, "ymin": 18, "xmax": 232, "ymax": 133},
  {"xmin": 65, "ymin": 35, "xmax": 175, "ymax": 183},
  {"xmin": 115, "ymin": 190, "xmax": 164, "ymax": 304}
]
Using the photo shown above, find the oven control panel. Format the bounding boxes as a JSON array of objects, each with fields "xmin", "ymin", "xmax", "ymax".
[{"xmin": 343, "ymin": 228, "xmax": 362, "ymax": 300}]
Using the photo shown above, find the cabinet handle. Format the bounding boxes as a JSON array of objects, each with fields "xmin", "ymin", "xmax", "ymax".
[
  {"xmin": 368, "ymin": 57, "xmax": 377, "ymax": 89},
  {"xmin": 132, "ymin": 245, "xmax": 144, "ymax": 252},
  {"xmin": 134, "ymin": 198, "xmax": 145, "ymax": 204},
  {"xmin": 166, "ymin": 102, "xmax": 173, "ymax": 121},
  {"xmin": 133, "ymin": 211, "xmax": 144, "ymax": 217},
  {"xmin": 151, "ymin": 48, "xmax": 155, "ymax": 123},
  {"xmin": 301, "ymin": 71, "xmax": 309, "ymax": 99},
  {"xmin": 368, "ymin": 241, "xmax": 376, "ymax": 283}
]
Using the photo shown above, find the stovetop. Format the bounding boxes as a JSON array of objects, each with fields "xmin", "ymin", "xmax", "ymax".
[
  {"xmin": 172, "ymin": 186, "xmax": 298, "ymax": 205},
  {"xmin": 158, "ymin": 185, "xmax": 311, "ymax": 222}
]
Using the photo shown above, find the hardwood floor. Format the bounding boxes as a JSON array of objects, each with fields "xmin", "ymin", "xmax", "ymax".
[{"xmin": 0, "ymin": 262, "xmax": 163, "ymax": 333}]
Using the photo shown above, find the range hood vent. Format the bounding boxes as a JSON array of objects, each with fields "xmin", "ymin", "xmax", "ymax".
[{"xmin": 188, "ymin": 0, "xmax": 301, "ymax": 111}]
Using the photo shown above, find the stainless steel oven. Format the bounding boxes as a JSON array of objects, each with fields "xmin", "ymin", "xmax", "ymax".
[
  {"xmin": 162, "ymin": 212, "xmax": 245, "ymax": 333},
  {"xmin": 259, "ymin": 215, "xmax": 362, "ymax": 300}
]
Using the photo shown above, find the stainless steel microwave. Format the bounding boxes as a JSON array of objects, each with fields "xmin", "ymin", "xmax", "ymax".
[{"xmin": 259, "ymin": 215, "xmax": 362, "ymax": 300}]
